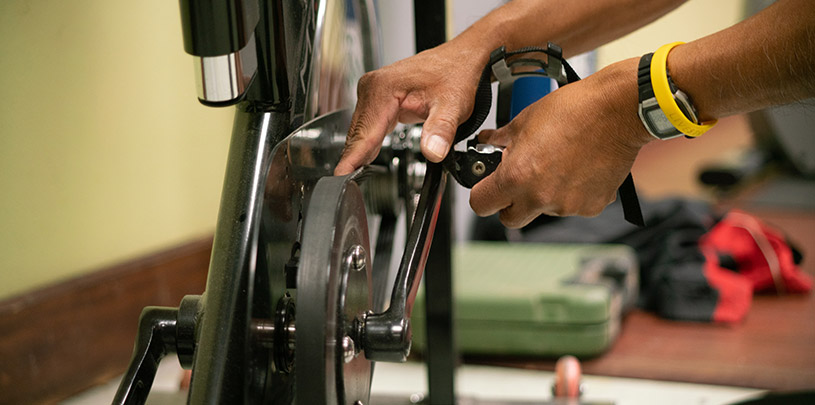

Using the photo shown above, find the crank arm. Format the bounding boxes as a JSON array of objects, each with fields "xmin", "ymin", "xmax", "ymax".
[
  {"xmin": 113, "ymin": 296, "xmax": 201, "ymax": 405},
  {"xmin": 112, "ymin": 307, "xmax": 177, "ymax": 405},
  {"xmin": 359, "ymin": 162, "xmax": 446, "ymax": 362}
]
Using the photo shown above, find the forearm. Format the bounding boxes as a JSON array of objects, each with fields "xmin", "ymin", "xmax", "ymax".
[
  {"xmin": 670, "ymin": 0, "xmax": 815, "ymax": 121},
  {"xmin": 452, "ymin": 0, "xmax": 686, "ymax": 61}
]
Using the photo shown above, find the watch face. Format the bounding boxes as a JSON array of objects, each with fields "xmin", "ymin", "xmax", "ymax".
[
  {"xmin": 645, "ymin": 107, "xmax": 675, "ymax": 134},
  {"xmin": 639, "ymin": 99, "xmax": 683, "ymax": 139}
]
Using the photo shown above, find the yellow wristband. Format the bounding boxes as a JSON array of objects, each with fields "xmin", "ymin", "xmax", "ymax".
[{"xmin": 651, "ymin": 42, "xmax": 717, "ymax": 137}]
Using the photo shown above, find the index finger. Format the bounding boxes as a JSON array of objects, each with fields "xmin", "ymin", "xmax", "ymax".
[{"xmin": 335, "ymin": 83, "xmax": 401, "ymax": 176}]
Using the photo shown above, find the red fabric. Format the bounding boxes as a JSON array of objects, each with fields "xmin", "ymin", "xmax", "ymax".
[
  {"xmin": 698, "ymin": 210, "xmax": 812, "ymax": 323},
  {"xmin": 700, "ymin": 249, "xmax": 753, "ymax": 323},
  {"xmin": 702, "ymin": 210, "xmax": 813, "ymax": 294}
]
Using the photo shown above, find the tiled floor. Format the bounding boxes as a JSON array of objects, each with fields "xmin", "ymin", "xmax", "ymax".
[{"xmin": 64, "ymin": 359, "xmax": 763, "ymax": 405}]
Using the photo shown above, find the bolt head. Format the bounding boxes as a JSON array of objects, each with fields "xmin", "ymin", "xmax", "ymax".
[
  {"xmin": 472, "ymin": 161, "xmax": 486, "ymax": 176},
  {"xmin": 350, "ymin": 245, "xmax": 366, "ymax": 271},
  {"xmin": 342, "ymin": 336, "xmax": 356, "ymax": 363}
]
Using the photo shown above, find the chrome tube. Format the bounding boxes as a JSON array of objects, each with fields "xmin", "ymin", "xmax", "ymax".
[{"xmin": 193, "ymin": 34, "xmax": 258, "ymax": 104}]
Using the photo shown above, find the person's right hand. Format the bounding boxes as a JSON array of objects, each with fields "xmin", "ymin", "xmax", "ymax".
[
  {"xmin": 469, "ymin": 58, "xmax": 653, "ymax": 228},
  {"xmin": 334, "ymin": 37, "xmax": 489, "ymax": 176}
]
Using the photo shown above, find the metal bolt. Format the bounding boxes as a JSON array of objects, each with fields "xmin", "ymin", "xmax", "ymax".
[
  {"xmin": 285, "ymin": 320, "xmax": 297, "ymax": 352},
  {"xmin": 251, "ymin": 320, "xmax": 275, "ymax": 348},
  {"xmin": 472, "ymin": 160, "xmax": 486, "ymax": 176},
  {"xmin": 342, "ymin": 336, "xmax": 356, "ymax": 363},
  {"xmin": 350, "ymin": 245, "xmax": 366, "ymax": 272}
]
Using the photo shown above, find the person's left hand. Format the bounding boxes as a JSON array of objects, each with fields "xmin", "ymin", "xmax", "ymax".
[
  {"xmin": 469, "ymin": 58, "xmax": 653, "ymax": 228},
  {"xmin": 334, "ymin": 36, "xmax": 490, "ymax": 176}
]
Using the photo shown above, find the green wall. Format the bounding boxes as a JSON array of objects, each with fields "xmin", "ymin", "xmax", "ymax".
[{"xmin": 0, "ymin": 1, "xmax": 234, "ymax": 299}]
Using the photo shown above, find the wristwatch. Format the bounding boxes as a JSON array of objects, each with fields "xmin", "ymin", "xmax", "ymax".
[{"xmin": 637, "ymin": 52, "xmax": 699, "ymax": 140}]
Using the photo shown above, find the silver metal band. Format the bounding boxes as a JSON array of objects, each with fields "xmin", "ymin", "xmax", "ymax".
[{"xmin": 192, "ymin": 33, "xmax": 258, "ymax": 103}]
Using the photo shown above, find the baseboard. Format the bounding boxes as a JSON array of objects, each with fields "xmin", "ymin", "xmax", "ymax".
[{"xmin": 0, "ymin": 237, "xmax": 212, "ymax": 405}]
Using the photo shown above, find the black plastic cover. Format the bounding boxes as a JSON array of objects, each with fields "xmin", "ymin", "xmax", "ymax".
[{"xmin": 179, "ymin": 0, "xmax": 259, "ymax": 57}]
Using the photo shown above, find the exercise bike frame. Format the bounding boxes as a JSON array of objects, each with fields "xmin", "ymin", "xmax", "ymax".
[{"xmin": 113, "ymin": 1, "xmax": 457, "ymax": 404}]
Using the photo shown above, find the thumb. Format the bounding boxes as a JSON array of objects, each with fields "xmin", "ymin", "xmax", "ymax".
[{"xmin": 420, "ymin": 100, "xmax": 470, "ymax": 163}]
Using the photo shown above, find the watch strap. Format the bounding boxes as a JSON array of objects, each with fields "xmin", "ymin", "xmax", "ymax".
[
  {"xmin": 637, "ymin": 53, "xmax": 654, "ymax": 102},
  {"xmin": 638, "ymin": 52, "xmax": 683, "ymax": 139}
]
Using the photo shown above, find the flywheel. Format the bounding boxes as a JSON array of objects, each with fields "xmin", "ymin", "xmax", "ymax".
[{"xmin": 295, "ymin": 174, "xmax": 374, "ymax": 404}]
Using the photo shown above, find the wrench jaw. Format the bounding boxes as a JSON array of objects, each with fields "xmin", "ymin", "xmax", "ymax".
[{"xmin": 445, "ymin": 144, "xmax": 504, "ymax": 189}]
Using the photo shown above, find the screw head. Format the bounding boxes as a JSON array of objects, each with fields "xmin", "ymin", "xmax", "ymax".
[
  {"xmin": 472, "ymin": 161, "xmax": 486, "ymax": 176},
  {"xmin": 349, "ymin": 245, "xmax": 366, "ymax": 272},
  {"xmin": 342, "ymin": 336, "xmax": 356, "ymax": 363},
  {"xmin": 409, "ymin": 393, "xmax": 425, "ymax": 403}
]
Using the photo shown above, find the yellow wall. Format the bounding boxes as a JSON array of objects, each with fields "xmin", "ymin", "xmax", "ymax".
[
  {"xmin": 0, "ymin": 1, "xmax": 234, "ymax": 299},
  {"xmin": 597, "ymin": 0, "xmax": 744, "ymax": 67},
  {"xmin": 0, "ymin": 0, "xmax": 747, "ymax": 300}
]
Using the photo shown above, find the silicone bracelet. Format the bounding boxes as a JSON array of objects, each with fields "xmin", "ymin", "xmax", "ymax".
[{"xmin": 651, "ymin": 42, "xmax": 717, "ymax": 137}]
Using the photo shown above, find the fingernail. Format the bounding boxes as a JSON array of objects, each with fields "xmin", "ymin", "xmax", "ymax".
[{"xmin": 425, "ymin": 134, "xmax": 449, "ymax": 161}]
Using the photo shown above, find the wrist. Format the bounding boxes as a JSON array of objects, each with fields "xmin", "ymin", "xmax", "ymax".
[
  {"xmin": 591, "ymin": 58, "xmax": 655, "ymax": 149},
  {"xmin": 451, "ymin": 3, "xmax": 526, "ymax": 67},
  {"xmin": 451, "ymin": 22, "xmax": 505, "ymax": 68},
  {"xmin": 667, "ymin": 42, "xmax": 719, "ymax": 123}
]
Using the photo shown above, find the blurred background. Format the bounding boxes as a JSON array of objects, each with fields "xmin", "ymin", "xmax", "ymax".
[
  {"xmin": 2, "ymin": 1, "xmax": 813, "ymax": 404},
  {"xmin": 0, "ymin": 1, "xmax": 232, "ymax": 300},
  {"xmin": 0, "ymin": 0, "xmax": 745, "ymax": 301}
]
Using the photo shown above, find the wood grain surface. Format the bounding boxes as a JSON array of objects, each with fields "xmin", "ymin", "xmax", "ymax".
[{"xmin": 0, "ymin": 237, "xmax": 211, "ymax": 405}]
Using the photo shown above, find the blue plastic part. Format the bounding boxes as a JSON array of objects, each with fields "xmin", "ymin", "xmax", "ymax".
[{"xmin": 509, "ymin": 75, "xmax": 552, "ymax": 120}]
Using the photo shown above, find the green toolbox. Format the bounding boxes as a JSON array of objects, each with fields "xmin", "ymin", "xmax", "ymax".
[{"xmin": 411, "ymin": 242, "xmax": 639, "ymax": 358}]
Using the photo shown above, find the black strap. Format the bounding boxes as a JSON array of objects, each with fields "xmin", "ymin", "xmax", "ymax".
[
  {"xmin": 453, "ymin": 58, "xmax": 494, "ymax": 144},
  {"xmin": 619, "ymin": 173, "xmax": 645, "ymax": 226}
]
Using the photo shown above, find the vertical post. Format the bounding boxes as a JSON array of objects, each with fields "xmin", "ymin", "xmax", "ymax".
[
  {"xmin": 424, "ymin": 191, "xmax": 456, "ymax": 404},
  {"xmin": 414, "ymin": 1, "xmax": 457, "ymax": 403}
]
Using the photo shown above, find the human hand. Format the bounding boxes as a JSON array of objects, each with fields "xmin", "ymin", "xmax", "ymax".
[
  {"xmin": 469, "ymin": 58, "xmax": 653, "ymax": 228},
  {"xmin": 334, "ymin": 37, "xmax": 490, "ymax": 176}
]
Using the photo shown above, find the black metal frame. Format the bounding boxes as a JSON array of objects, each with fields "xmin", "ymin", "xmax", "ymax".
[
  {"xmin": 413, "ymin": 2, "xmax": 458, "ymax": 404},
  {"xmin": 114, "ymin": 1, "xmax": 459, "ymax": 403}
]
